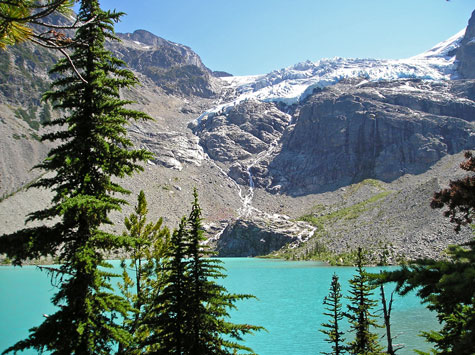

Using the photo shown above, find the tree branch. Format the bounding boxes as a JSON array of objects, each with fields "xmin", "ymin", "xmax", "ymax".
[
  {"xmin": 30, "ymin": 36, "xmax": 88, "ymax": 84},
  {"xmin": 0, "ymin": 0, "xmax": 70, "ymax": 22}
]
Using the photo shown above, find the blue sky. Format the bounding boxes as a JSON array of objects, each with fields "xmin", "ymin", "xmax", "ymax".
[{"xmin": 98, "ymin": 0, "xmax": 474, "ymax": 76}]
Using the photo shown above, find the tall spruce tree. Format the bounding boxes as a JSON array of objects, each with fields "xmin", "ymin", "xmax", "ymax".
[
  {"xmin": 345, "ymin": 248, "xmax": 383, "ymax": 355},
  {"xmin": 184, "ymin": 189, "xmax": 263, "ymax": 354},
  {"xmin": 0, "ymin": 1, "xmax": 151, "ymax": 353},
  {"xmin": 144, "ymin": 190, "xmax": 263, "ymax": 354},
  {"xmin": 320, "ymin": 273, "xmax": 346, "ymax": 355},
  {"xmin": 146, "ymin": 217, "xmax": 191, "ymax": 354}
]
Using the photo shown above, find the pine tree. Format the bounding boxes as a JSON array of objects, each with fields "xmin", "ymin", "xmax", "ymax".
[
  {"xmin": 118, "ymin": 190, "xmax": 170, "ymax": 354},
  {"xmin": 144, "ymin": 190, "xmax": 263, "ymax": 354},
  {"xmin": 184, "ymin": 189, "xmax": 263, "ymax": 354},
  {"xmin": 0, "ymin": 1, "xmax": 151, "ymax": 353},
  {"xmin": 345, "ymin": 248, "xmax": 383, "ymax": 355},
  {"xmin": 320, "ymin": 273, "xmax": 346, "ymax": 355},
  {"xmin": 146, "ymin": 217, "xmax": 191, "ymax": 354}
]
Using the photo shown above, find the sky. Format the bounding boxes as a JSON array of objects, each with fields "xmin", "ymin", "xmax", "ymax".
[{"xmin": 96, "ymin": 0, "xmax": 474, "ymax": 76}]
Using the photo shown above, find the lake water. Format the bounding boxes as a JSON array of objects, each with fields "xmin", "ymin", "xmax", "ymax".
[{"xmin": 0, "ymin": 258, "xmax": 438, "ymax": 354}]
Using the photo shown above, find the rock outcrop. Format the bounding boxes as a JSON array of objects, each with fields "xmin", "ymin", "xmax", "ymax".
[
  {"xmin": 217, "ymin": 219, "xmax": 295, "ymax": 257},
  {"xmin": 110, "ymin": 30, "xmax": 219, "ymax": 98},
  {"xmin": 193, "ymin": 100, "xmax": 291, "ymax": 163},
  {"xmin": 268, "ymin": 79, "xmax": 475, "ymax": 195},
  {"xmin": 130, "ymin": 128, "xmax": 205, "ymax": 171},
  {"xmin": 215, "ymin": 210, "xmax": 317, "ymax": 257},
  {"xmin": 457, "ymin": 10, "xmax": 475, "ymax": 79}
]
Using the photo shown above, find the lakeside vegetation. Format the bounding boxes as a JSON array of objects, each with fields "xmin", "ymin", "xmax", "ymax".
[{"xmin": 267, "ymin": 179, "xmax": 396, "ymax": 265}]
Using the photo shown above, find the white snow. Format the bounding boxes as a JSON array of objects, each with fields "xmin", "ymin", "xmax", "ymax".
[
  {"xmin": 132, "ymin": 40, "xmax": 151, "ymax": 49},
  {"xmin": 411, "ymin": 29, "xmax": 465, "ymax": 59},
  {"xmin": 220, "ymin": 74, "xmax": 265, "ymax": 87},
  {"xmin": 205, "ymin": 29, "xmax": 464, "ymax": 119},
  {"xmin": 226, "ymin": 54, "xmax": 458, "ymax": 106}
]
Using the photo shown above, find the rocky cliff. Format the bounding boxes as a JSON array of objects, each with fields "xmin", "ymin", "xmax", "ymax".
[
  {"xmin": 268, "ymin": 79, "xmax": 475, "ymax": 195},
  {"xmin": 110, "ymin": 30, "xmax": 220, "ymax": 98},
  {"xmin": 457, "ymin": 10, "xmax": 475, "ymax": 79},
  {"xmin": 1, "ymin": 10, "xmax": 475, "ymax": 264}
]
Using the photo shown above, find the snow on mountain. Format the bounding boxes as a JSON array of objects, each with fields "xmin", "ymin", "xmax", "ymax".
[
  {"xmin": 411, "ymin": 29, "xmax": 465, "ymax": 60},
  {"xmin": 199, "ymin": 29, "xmax": 466, "ymax": 120}
]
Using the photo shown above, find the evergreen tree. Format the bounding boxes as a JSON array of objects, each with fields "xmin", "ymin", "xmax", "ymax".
[
  {"xmin": 0, "ymin": 1, "xmax": 151, "ymax": 353},
  {"xmin": 144, "ymin": 190, "xmax": 263, "ymax": 354},
  {"xmin": 118, "ymin": 190, "xmax": 170, "ymax": 354},
  {"xmin": 184, "ymin": 189, "xmax": 263, "ymax": 354},
  {"xmin": 378, "ymin": 151, "xmax": 475, "ymax": 354},
  {"xmin": 146, "ymin": 217, "xmax": 191, "ymax": 354},
  {"xmin": 431, "ymin": 151, "xmax": 475, "ymax": 232},
  {"xmin": 320, "ymin": 273, "xmax": 346, "ymax": 355},
  {"xmin": 345, "ymin": 248, "xmax": 383, "ymax": 355}
]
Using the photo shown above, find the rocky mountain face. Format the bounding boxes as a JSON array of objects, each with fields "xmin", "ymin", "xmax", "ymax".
[
  {"xmin": 193, "ymin": 78, "xmax": 475, "ymax": 196},
  {"xmin": 0, "ymin": 22, "xmax": 218, "ymax": 198},
  {"xmin": 457, "ymin": 10, "xmax": 475, "ymax": 79},
  {"xmin": 0, "ymin": 41, "xmax": 59, "ymax": 198},
  {"xmin": 191, "ymin": 100, "xmax": 291, "ymax": 170},
  {"xmin": 268, "ymin": 79, "xmax": 475, "ymax": 195},
  {"xmin": 1, "ymin": 10, "xmax": 475, "ymax": 264},
  {"xmin": 110, "ymin": 30, "xmax": 220, "ymax": 98}
]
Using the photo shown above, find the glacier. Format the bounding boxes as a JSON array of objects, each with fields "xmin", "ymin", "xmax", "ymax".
[{"xmin": 201, "ymin": 28, "xmax": 466, "ymax": 119}]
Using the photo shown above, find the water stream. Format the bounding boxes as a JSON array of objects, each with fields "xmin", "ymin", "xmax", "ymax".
[{"xmin": 196, "ymin": 109, "xmax": 316, "ymax": 245}]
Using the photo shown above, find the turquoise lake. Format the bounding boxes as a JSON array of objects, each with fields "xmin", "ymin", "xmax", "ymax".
[{"xmin": 0, "ymin": 258, "xmax": 439, "ymax": 354}]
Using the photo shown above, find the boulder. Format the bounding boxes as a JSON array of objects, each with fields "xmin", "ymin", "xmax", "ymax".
[{"xmin": 216, "ymin": 218, "xmax": 299, "ymax": 257}]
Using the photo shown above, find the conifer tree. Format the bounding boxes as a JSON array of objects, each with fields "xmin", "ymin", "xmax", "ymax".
[
  {"xmin": 184, "ymin": 189, "xmax": 263, "ymax": 354},
  {"xmin": 146, "ymin": 217, "xmax": 191, "ymax": 354},
  {"xmin": 320, "ymin": 273, "xmax": 346, "ymax": 355},
  {"xmin": 144, "ymin": 190, "xmax": 263, "ymax": 354},
  {"xmin": 0, "ymin": 1, "xmax": 151, "ymax": 353},
  {"xmin": 345, "ymin": 248, "xmax": 383, "ymax": 355},
  {"xmin": 118, "ymin": 190, "xmax": 170, "ymax": 354}
]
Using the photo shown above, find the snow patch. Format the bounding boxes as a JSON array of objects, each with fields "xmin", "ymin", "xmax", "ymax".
[
  {"xmin": 132, "ymin": 40, "xmax": 152, "ymax": 49},
  {"xmin": 411, "ymin": 29, "xmax": 465, "ymax": 59},
  {"xmin": 196, "ymin": 29, "xmax": 464, "ymax": 124}
]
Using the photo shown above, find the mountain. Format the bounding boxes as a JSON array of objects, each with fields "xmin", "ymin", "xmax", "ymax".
[
  {"xmin": 0, "ymin": 24, "xmax": 218, "ymax": 198},
  {"xmin": 1, "ymin": 10, "xmax": 475, "ymax": 264},
  {"xmin": 110, "ymin": 29, "xmax": 221, "ymax": 98},
  {"xmin": 456, "ymin": 10, "xmax": 475, "ymax": 79}
]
